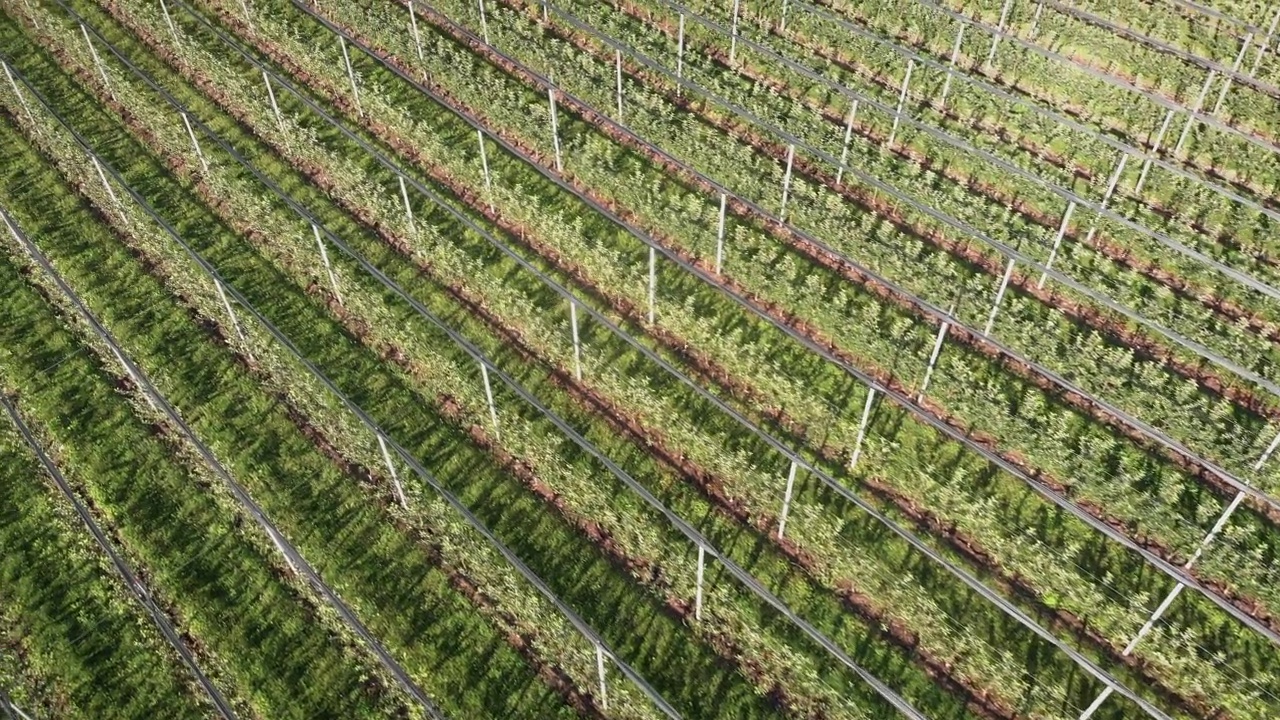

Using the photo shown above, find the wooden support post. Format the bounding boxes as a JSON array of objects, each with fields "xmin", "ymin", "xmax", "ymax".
[
  {"xmin": 2, "ymin": 62, "xmax": 35, "ymax": 127},
  {"xmin": 214, "ymin": 278, "xmax": 253, "ymax": 363},
  {"xmin": 676, "ymin": 13, "xmax": 685, "ymax": 94},
  {"xmin": 480, "ymin": 361, "xmax": 500, "ymax": 441},
  {"xmin": 986, "ymin": 0, "xmax": 1014, "ymax": 66},
  {"xmin": 983, "ymin": 258, "xmax": 1015, "ymax": 336},
  {"xmin": 1172, "ymin": 71, "xmax": 1216, "ymax": 157},
  {"xmin": 694, "ymin": 544, "xmax": 706, "ymax": 620},
  {"xmin": 377, "ymin": 433, "xmax": 409, "ymax": 508},
  {"xmin": 615, "ymin": 49, "xmax": 624, "ymax": 122},
  {"xmin": 1211, "ymin": 34, "xmax": 1253, "ymax": 116},
  {"xmin": 835, "ymin": 97, "xmax": 859, "ymax": 186},
  {"xmin": 1037, "ymin": 200, "xmax": 1075, "ymax": 289},
  {"xmin": 159, "ymin": 0, "xmax": 180, "ymax": 46},
  {"xmin": 1134, "ymin": 109, "xmax": 1174, "ymax": 194},
  {"xmin": 1027, "ymin": 1, "xmax": 1044, "ymax": 37},
  {"xmin": 477, "ymin": 129, "xmax": 495, "ymax": 213},
  {"xmin": 714, "ymin": 193, "xmax": 727, "ymax": 275},
  {"xmin": 917, "ymin": 317, "xmax": 950, "ymax": 401},
  {"xmin": 179, "ymin": 112, "xmax": 209, "ymax": 173},
  {"xmin": 90, "ymin": 155, "xmax": 130, "ymax": 229},
  {"xmin": 570, "ymin": 299, "xmax": 582, "ymax": 381},
  {"xmin": 263, "ymin": 70, "xmax": 284, "ymax": 132},
  {"xmin": 779, "ymin": 143, "xmax": 795, "ymax": 222},
  {"xmin": 313, "ymin": 224, "xmax": 343, "ymax": 306},
  {"xmin": 779, "ymin": 0, "xmax": 790, "ymax": 31},
  {"xmin": 777, "ymin": 460, "xmax": 798, "ymax": 538},
  {"xmin": 729, "ymin": 0, "xmax": 741, "ymax": 65},
  {"xmin": 888, "ymin": 60, "xmax": 914, "ymax": 147},
  {"xmin": 940, "ymin": 23, "xmax": 965, "ymax": 109},
  {"xmin": 82, "ymin": 24, "xmax": 116, "ymax": 103},
  {"xmin": 595, "ymin": 644, "xmax": 608, "ymax": 711},
  {"xmin": 478, "ymin": 0, "xmax": 491, "ymax": 45},
  {"xmin": 339, "ymin": 37, "xmax": 363, "ymax": 118},
  {"xmin": 548, "ymin": 86, "xmax": 563, "ymax": 172},
  {"xmin": 849, "ymin": 387, "xmax": 875, "ymax": 468},
  {"xmin": 647, "ymin": 246, "xmax": 656, "ymax": 324},
  {"xmin": 409, "ymin": 2, "xmax": 425, "ymax": 60},
  {"xmin": 398, "ymin": 174, "xmax": 415, "ymax": 233},
  {"xmin": 1248, "ymin": 9, "xmax": 1280, "ymax": 77}
]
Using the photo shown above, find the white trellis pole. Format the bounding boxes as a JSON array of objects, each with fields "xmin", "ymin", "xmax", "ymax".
[
  {"xmin": 263, "ymin": 70, "xmax": 284, "ymax": 132},
  {"xmin": 694, "ymin": 544, "xmax": 706, "ymax": 620},
  {"xmin": 595, "ymin": 644, "xmax": 608, "ymax": 711},
  {"xmin": 849, "ymin": 387, "xmax": 876, "ymax": 468},
  {"xmin": 1172, "ymin": 71, "xmax": 1216, "ymax": 157},
  {"xmin": 777, "ymin": 460, "xmax": 799, "ymax": 538},
  {"xmin": 676, "ymin": 13, "xmax": 686, "ymax": 93},
  {"xmin": 614, "ymin": 50, "xmax": 624, "ymax": 122},
  {"xmin": 986, "ymin": 0, "xmax": 1014, "ymax": 66},
  {"xmin": 480, "ymin": 361, "xmax": 500, "ymax": 441},
  {"xmin": 1134, "ymin": 109, "xmax": 1174, "ymax": 194},
  {"xmin": 267, "ymin": 526, "xmax": 300, "ymax": 574},
  {"xmin": 1248, "ymin": 9, "xmax": 1280, "ymax": 76},
  {"xmin": 90, "ymin": 156, "xmax": 130, "ymax": 228},
  {"xmin": 313, "ymin": 224, "xmax": 343, "ymax": 306},
  {"xmin": 339, "ymin": 36, "xmax": 363, "ymax": 117},
  {"xmin": 476, "ymin": 129, "xmax": 494, "ymax": 213},
  {"xmin": 548, "ymin": 86, "xmax": 563, "ymax": 172},
  {"xmin": 1080, "ymin": 153, "xmax": 1129, "ymax": 246},
  {"xmin": 1037, "ymin": 200, "xmax": 1076, "ymax": 289},
  {"xmin": 779, "ymin": 0, "xmax": 790, "ymax": 31},
  {"xmin": 779, "ymin": 143, "xmax": 796, "ymax": 222},
  {"xmin": 159, "ymin": 0, "xmax": 180, "ymax": 46},
  {"xmin": 81, "ymin": 24, "xmax": 116, "ymax": 103},
  {"xmin": 409, "ymin": 2, "xmax": 425, "ymax": 61},
  {"xmin": 179, "ymin": 112, "xmax": 209, "ymax": 173},
  {"xmin": 888, "ymin": 60, "xmax": 914, "ymax": 147},
  {"xmin": 1027, "ymin": 1, "xmax": 1044, "ymax": 37},
  {"xmin": 21, "ymin": 0, "xmax": 40, "ymax": 29},
  {"xmin": 3, "ymin": 62, "xmax": 36, "ymax": 127},
  {"xmin": 397, "ymin": 174, "xmax": 415, "ymax": 232},
  {"xmin": 1210, "ymin": 34, "xmax": 1253, "ymax": 116},
  {"xmin": 569, "ymin": 299, "xmax": 582, "ymax": 381},
  {"xmin": 214, "ymin": 278, "xmax": 254, "ymax": 363},
  {"xmin": 376, "ymin": 433, "xmax": 410, "ymax": 508},
  {"xmin": 983, "ymin": 258, "xmax": 1015, "ymax": 335},
  {"xmin": 729, "ymin": 0, "xmax": 741, "ymax": 65},
  {"xmin": 238, "ymin": 0, "xmax": 254, "ymax": 31},
  {"xmin": 917, "ymin": 314, "xmax": 952, "ymax": 402},
  {"xmin": 835, "ymin": 97, "xmax": 859, "ymax": 185},
  {"xmin": 478, "ymin": 0, "xmax": 491, "ymax": 45},
  {"xmin": 939, "ymin": 23, "xmax": 966, "ymax": 109},
  {"xmin": 647, "ymin": 246, "xmax": 657, "ymax": 324},
  {"xmin": 541, "ymin": 0, "xmax": 548, "ymax": 23},
  {"xmin": 714, "ymin": 193, "xmax": 727, "ymax": 275}
]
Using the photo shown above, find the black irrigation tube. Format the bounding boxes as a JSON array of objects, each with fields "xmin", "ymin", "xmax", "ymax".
[
  {"xmin": 103, "ymin": 4, "xmax": 926, "ymax": 715},
  {"xmin": 505, "ymin": 0, "xmax": 1280, "ymax": 483},
  {"xmin": 1039, "ymin": 0, "xmax": 1280, "ymax": 102},
  {"xmin": 393, "ymin": 0, "xmax": 1280, "ymax": 558},
  {"xmin": 0, "ymin": 38, "xmax": 692, "ymax": 720},
  {"xmin": 77, "ymin": 0, "xmax": 1173, "ymax": 711},
  {"xmin": 531, "ymin": 0, "xmax": 1280, "ymax": 414},
  {"xmin": 907, "ymin": 0, "xmax": 1280, "ymax": 159},
  {"xmin": 786, "ymin": 0, "xmax": 1280, "ymax": 227},
  {"xmin": 222, "ymin": 0, "xmax": 1280, "ymax": 651},
  {"xmin": 0, "ymin": 73, "xmax": 451, "ymax": 720},
  {"xmin": 655, "ymin": 0, "xmax": 1280, "ymax": 324},
  {"xmin": 0, "ymin": 353, "xmax": 236, "ymax": 720}
]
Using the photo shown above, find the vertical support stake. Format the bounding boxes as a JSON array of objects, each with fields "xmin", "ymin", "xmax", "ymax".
[
  {"xmin": 1211, "ymin": 34, "xmax": 1253, "ymax": 116},
  {"xmin": 3, "ymin": 62, "xmax": 35, "ymax": 127},
  {"xmin": 777, "ymin": 460, "xmax": 798, "ymax": 538},
  {"xmin": 478, "ymin": 0, "xmax": 491, "ymax": 45},
  {"xmin": 849, "ymin": 387, "xmax": 876, "ymax": 468},
  {"xmin": 180, "ymin": 111, "xmax": 209, "ymax": 173},
  {"xmin": 1173, "ymin": 71, "xmax": 1216, "ymax": 157},
  {"xmin": 214, "ymin": 278, "xmax": 253, "ymax": 363},
  {"xmin": 940, "ymin": 22, "xmax": 966, "ymax": 109},
  {"xmin": 1037, "ymin": 200, "xmax": 1076, "ymax": 289},
  {"xmin": 1135, "ymin": 109, "xmax": 1174, "ymax": 194},
  {"xmin": 694, "ymin": 544, "xmax": 706, "ymax": 620},
  {"xmin": 82, "ymin": 24, "xmax": 116, "ymax": 103},
  {"xmin": 477, "ymin": 129, "xmax": 495, "ymax": 213},
  {"xmin": 409, "ymin": 2, "xmax": 425, "ymax": 61},
  {"xmin": 836, "ymin": 97, "xmax": 859, "ymax": 185},
  {"xmin": 548, "ymin": 86, "xmax": 563, "ymax": 172},
  {"xmin": 888, "ymin": 59, "xmax": 914, "ymax": 147},
  {"xmin": 340, "ymin": 36, "xmax": 363, "ymax": 117},
  {"xmin": 986, "ymin": 0, "xmax": 1014, "ymax": 66},
  {"xmin": 779, "ymin": 143, "xmax": 795, "ymax": 222},
  {"xmin": 615, "ymin": 49, "xmax": 624, "ymax": 123},
  {"xmin": 918, "ymin": 317, "xmax": 951, "ymax": 402},
  {"xmin": 377, "ymin": 434, "xmax": 409, "ymax": 508},
  {"xmin": 398, "ymin": 174, "xmax": 415, "ymax": 233},
  {"xmin": 263, "ymin": 70, "xmax": 284, "ymax": 132},
  {"xmin": 714, "ymin": 193, "xmax": 727, "ymax": 275},
  {"xmin": 160, "ymin": 0, "xmax": 180, "ymax": 46},
  {"xmin": 595, "ymin": 645, "xmax": 608, "ymax": 711},
  {"xmin": 729, "ymin": 0, "xmax": 741, "ymax": 64},
  {"xmin": 647, "ymin": 246, "xmax": 656, "ymax": 324},
  {"xmin": 313, "ymin": 224, "xmax": 343, "ymax": 306},
  {"xmin": 90, "ymin": 155, "xmax": 130, "ymax": 229},
  {"xmin": 676, "ymin": 13, "xmax": 686, "ymax": 94},
  {"xmin": 480, "ymin": 361, "xmax": 500, "ymax": 441},
  {"xmin": 1248, "ymin": 8, "xmax": 1280, "ymax": 77},
  {"xmin": 983, "ymin": 258, "xmax": 1015, "ymax": 336},
  {"xmin": 570, "ymin": 299, "xmax": 582, "ymax": 381}
]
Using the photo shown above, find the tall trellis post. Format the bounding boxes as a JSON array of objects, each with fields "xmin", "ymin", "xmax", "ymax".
[
  {"xmin": 777, "ymin": 460, "xmax": 799, "ymax": 538},
  {"xmin": 263, "ymin": 70, "xmax": 284, "ymax": 132},
  {"xmin": 3, "ymin": 62, "xmax": 36, "ymax": 127},
  {"xmin": 1248, "ymin": 9, "xmax": 1280, "ymax": 76},
  {"xmin": 480, "ymin": 361, "xmax": 500, "ymax": 441},
  {"xmin": 729, "ymin": 0, "xmax": 741, "ymax": 64},
  {"xmin": 986, "ymin": 0, "xmax": 1014, "ymax": 66},
  {"xmin": 836, "ymin": 97, "xmax": 859, "ymax": 186},
  {"xmin": 90, "ymin": 155, "xmax": 130, "ymax": 229},
  {"xmin": 476, "ymin": 129, "xmax": 494, "ymax": 213},
  {"xmin": 694, "ymin": 544, "xmax": 706, "ymax": 620},
  {"xmin": 647, "ymin": 246, "xmax": 657, "ymax": 324},
  {"xmin": 397, "ymin": 174, "xmax": 415, "ymax": 232},
  {"xmin": 569, "ymin": 299, "xmax": 582, "ymax": 381},
  {"xmin": 888, "ymin": 60, "xmax": 914, "ymax": 147},
  {"xmin": 81, "ymin": 24, "xmax": 116, "ymax": 103},
  {"xmin": 313, "ymin": 224, "xmax": 343, "ymax": 306},
  {"xmin": 983, "ymin": 258, "xmax": 1015, "ymax": 335},
  {"xmin": 376, "ymin": 433, "xmax": 409, "ymax": 508},
  {"xmin": 917, "ymin": 308, "xmax": 953, "ymax": 402},
  {"xmin": 1081, "ymin": 153, "xmax": 1130, "ymax": 246},
  {"xmin": 779, "ymin": 0, "xmax": 790, "ymax": 31},
  {"xmin": 339, "ymin": 36, "xmax": 363, "ymax": 117},
  {"xmin": 676, "ymin": 13, "xmax": 686, "ymax": 93},
  {"xmin": 213, "ymin": 278, "xmax": 254, "ymax": 363},
  {"xmin": 478, "ymin": 0, "xmax": 491, "ymax": 45},
  {"xmin": 714, "ymin": 193, "xmax": 727, "ymax": 275},
  {"xmin": 1211, "ymin": 35, "xmax": 1254, "ymax": 116},
  {"xmin": 595, "ymin": 644, "xmax": 609, "ymax": 710},
  {"xmin": 1135, "ymin": 109, "xmax": 1175, "ymax": 194},
  {"xmin": 614, "ymin": 50, "xmax": 624, "ymax": 123},
  {"xmin": 849, "ymin": 387, "xmax": 876, "ymax": 468},
  {"xmin": 409, "ymin": 2, "xmax": 425, "ymax": 60},
  {"xmin": 779, "ymin": 143, "xmax": 796, "ymax": 222},
  {"xmin": 1172, "ymin": 71, "xmax": 1217, "ymax": 157},
  {"xmin": 179, "ymin": 111, "xmax": 209, "ymax": 173},
  {"xmin": 940, "ymin": 23, "xmax": 966, "ymax": 109},
  {"xmin": 548, "ymin": 86, "xmax": 563, "ymax": 172},
  {"xmin": 1037, "ymin": 200, "xmax": 1076, "ymax": 289},
  {"xmin": 159, "ymin": 0, "xmax": 180, "ymax": 46}
]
